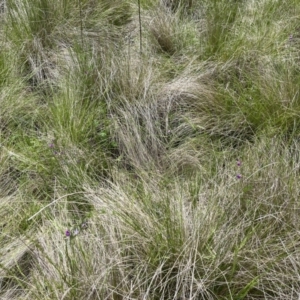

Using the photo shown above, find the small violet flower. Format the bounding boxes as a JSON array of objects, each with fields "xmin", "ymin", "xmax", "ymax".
[
  {"xmin": 65, "ymin": 230, "xmax": 71, "ymax": 237},
  {"xmin": 49, "ymin": 143, "xmax": 54, "ymax": 148},
  {"xmin": 236, "ymin": 174, "xmax": 242, "ymax": 179},
  {"xmin": 237, "ymin": 160, "xmax": 241, "ymax": 167}
]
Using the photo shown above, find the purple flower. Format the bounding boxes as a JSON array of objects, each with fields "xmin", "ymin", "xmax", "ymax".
[
  {"xmin": 65, "ymin": 230, "xmax": 71, "ymax": 237},
  {"xmin": 49, "ymin": 143, "xmax": 54, "ymax": 148},
  {"xmin": 236, "ymin": 174, "xmax": 242, "ymax": 179},
  {"xmin": 237, "ymin": 160, "xmax": 241, "ymax": 166}
]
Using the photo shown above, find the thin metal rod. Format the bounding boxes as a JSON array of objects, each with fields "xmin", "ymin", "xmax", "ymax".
[{"xmin": 138, "ymin": 0, "xmax": 142, "ymax": 55}]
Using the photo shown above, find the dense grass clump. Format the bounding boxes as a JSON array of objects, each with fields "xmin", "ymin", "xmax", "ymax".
[{"xmin": 1, "ymin": 0, "xmax": 300, "ymax": 299}]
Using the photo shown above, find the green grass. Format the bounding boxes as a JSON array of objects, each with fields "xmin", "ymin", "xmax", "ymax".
[{"xmin": 1, "ymin": 0, "xmax": 300, "ymax": 299}]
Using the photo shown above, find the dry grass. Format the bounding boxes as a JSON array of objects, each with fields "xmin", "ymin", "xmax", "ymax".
[{"xmin": 1, "ymin": 0, "xmax": 300, "ymax": 299}]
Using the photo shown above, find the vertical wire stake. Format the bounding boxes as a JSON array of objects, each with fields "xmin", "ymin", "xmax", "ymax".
[
  {"xmin": 138, "ymin": 0, "xmax": 142, "ymax": 55},
  {"xmin": 79, "ymin": 0, "xmax": 84, "ymax": 48}
]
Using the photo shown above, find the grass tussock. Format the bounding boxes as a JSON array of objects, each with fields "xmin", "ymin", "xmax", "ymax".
[{"xmin": 1, "ymin": 0, "xmax": 300, "ymax": 299}]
